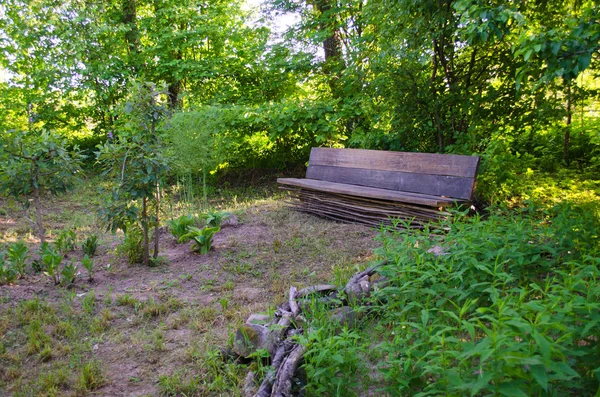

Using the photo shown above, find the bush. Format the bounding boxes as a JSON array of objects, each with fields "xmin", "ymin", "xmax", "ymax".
[
  {"xmin": 82, "ymin": 234, "xmax": 98, "ymax": 257},
  {"xmin": 116, "ymin": 226, "xmax": 144, "ymax": 265},
  {"xmin": 180, "ymin": 226, "xmax": 220, "ymax": 254},
  {"xmin": 368, "ymin": 201, "xmax": 600, "ymax": 396}
]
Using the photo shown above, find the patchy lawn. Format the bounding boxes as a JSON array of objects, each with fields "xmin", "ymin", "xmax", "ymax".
[{"xmin": 0, "ymin": 181, "xmax": 380, "ymax": 396}]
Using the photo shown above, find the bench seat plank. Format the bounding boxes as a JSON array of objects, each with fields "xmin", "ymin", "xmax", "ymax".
[
  {"xmin": 278, "ymin": 178, "xmax": 463, "ymax": 208},
  {"xmin": 306, "ymin": 165, "xmax": 475, "ymax": 200}
]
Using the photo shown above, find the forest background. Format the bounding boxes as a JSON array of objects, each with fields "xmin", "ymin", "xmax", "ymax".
[{"xmin": 0, "ymin": 0, "xmax": 598, "ymax": 204}]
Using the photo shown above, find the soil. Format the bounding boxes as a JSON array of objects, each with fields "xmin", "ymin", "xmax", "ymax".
[{"xmin": 0, "ymin": 200, "xmax": 380, "ymax": 396}]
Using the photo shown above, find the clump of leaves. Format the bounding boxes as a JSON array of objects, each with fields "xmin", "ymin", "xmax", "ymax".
[
  {"xmin": 82, "ymin": 254, "xmax": 94, "ymax": 282},
  {"xmin": 0, "ymin": 252, "xmax": 17, "ymax": 285},
  {"xmin": 60, "ymin": 261, "xmax": 77, "ymax": 287},
  {"xmin": 42, "ymin": 248, "xmax": 63, "ymax": 285},
  {"xmin": 180, "ymin": 226, "xmax": 220, "ymax": 254},
  {"xmin": 8, "ymin": 240, "xmax": 29, "ymax": 278},
  {"xmin": 82, "ymin": 234, "xmax": 98, "ymax": 257},
  {"xmin": 202, "ymin": 211, "xmax": 231, "ymax": 228},
  {"xmin": 55, "ymin": 229, "xmax": 76, "ymax": 254},
  {"xmin": 167, "ymin": 215, "xmax": 196, "ymax": 242},
  {"xmin": 116, "ymin": 226, "xmax": 144, "ymax": 264}
]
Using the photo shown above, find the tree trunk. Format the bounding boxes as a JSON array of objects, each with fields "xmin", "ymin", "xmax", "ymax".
[
  {"xmin": 312, "ymin": 0, "xmax": 345, "ymax": 96},
  {"xmin": 154, "ymin": 181, "xmax": 160, "ymax": 259},
  {"xmin": 32, "ymin": 163, "xmax": 46, "ymax": 244},
  {"xmin": 142, "ymin": 196, "xmax": 149, "ymax": 266},
  {"xmin": 122, "ymin": 0, "xmax": 140, "ymax": 71},
  {"xmin": 564, "ymin": 81, "xmax": 572, "ymax": 163}
]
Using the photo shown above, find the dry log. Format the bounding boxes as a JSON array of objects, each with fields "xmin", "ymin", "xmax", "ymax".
[
  {"xmin": 296, "ymin": 284, "xmax": 338, "ymax": 299},
  {"xmin": 254, "ymin": 339, "xmax": 295, "ymax": 397},
  {"xmin": 244, "ymin": 371, "xmax": 257, "ymax": 397},
  {"xmin": 345, "ymin": 261, "xmax": 387, "ymax": 303},
  {"xmin": 289, "ymin": 286, "xmax": 299, "ymax": 317},
  {"xmin": 270, "ymin": 344, "xmax": 306, "ymax": 397}
]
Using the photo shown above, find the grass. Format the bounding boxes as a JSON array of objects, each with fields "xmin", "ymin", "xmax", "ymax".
[{"xmin": 0, "ymin": 175, "xmax": 378, "ymax": 395}]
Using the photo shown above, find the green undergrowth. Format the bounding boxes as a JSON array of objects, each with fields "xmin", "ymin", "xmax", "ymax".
[{"xmin": 299, "ymin": 191, "xmax": 600, "ymax": 396}]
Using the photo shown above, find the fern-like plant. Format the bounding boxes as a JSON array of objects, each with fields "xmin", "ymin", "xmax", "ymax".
[
  {"xmin": 82, "ymin": 235, "xmax": 98, "ymax": 257},
  {"xmin": 8, "ymin": 240, "xmax": 29, "ymax": 278},
  {"xmin": 180, "ymin": 226, "xmax": 220, "ymax": 254},
  {"xmin": 167, "ymin": 215, "xmax": 196, "ymax": 242}
]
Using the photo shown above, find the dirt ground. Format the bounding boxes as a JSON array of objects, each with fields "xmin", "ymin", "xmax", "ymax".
[{"xmin": 0, "ymin": 193, "xmax": 380, "ymax": 396}]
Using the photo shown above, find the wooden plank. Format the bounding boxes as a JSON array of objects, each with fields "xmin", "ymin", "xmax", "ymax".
[
  {"xmin": 306, "ymin": 165, "xmax": 475, "ymax": 200},
  {"xmin": 277, "ymin": 178, "xmax": 462, "ymax": 207},
  {"xmin": 309, "ymin": 148, "xmax": 480, "ymax": 178}
]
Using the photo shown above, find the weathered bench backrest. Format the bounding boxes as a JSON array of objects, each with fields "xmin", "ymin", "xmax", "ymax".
[{"xmin": 306, "ymin": 148, "xmax": 480, "ymax": 200}]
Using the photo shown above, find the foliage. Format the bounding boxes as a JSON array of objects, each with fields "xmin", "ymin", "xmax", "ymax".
[
  {"xmin": 180, "ymin": 226, "xmax": 220, "ymax": 254},
  {"xmin": 81, "ymin": 254, "xmax": 94, "ymax": 282},
  {"xmin": 7, "ymin": 241, "xmax": 29, "ymax": 279},
  {"xmin": 55, "ymin": 229, "xmax": 76, "ymax": 254},
  {"xmin": 82, "ymin": 234, "xmax": 98, "ymax": 257},
  {"xmin": 167, "ymin": 215, "xmax": 197, "ymax": 243},
  {"xmin": 0, "ymin": 131, "xmax": 84, "ymax": 243},
  {"xmin": 116, "ymin": 226, "xmax": 144, "ymax": 265},
  {"xmin": 60, "ymin": 261, "xmax": 78, "ymax": 288},
  {"xmin": 41, "ymin": 248, "xmax": 64, "ymax": 285},
  {"xmin": 0, "ymin": 252, "xmax": 17, "ymax": 285},
  {"xmin": 202, "ymin": 211, "xmax": 231, "ymax": 229},
  {"xmin": 361, "ymin": 200, "xmax": 600, "ymax": 395},
  {"xmin": 98, "ymin": 81, "xmax": 170, "ymax": 265}
]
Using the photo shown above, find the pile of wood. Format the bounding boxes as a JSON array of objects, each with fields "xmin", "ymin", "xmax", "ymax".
[
  {"xmin": 281, "ymin": 185, "xmax": 451, "ymax": 229},
  {"xmin": 224, "ymin": 261, "xmax": 388, "ymax": 397}
]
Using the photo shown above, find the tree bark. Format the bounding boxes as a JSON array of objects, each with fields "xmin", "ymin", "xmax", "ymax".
[
  {"xmin": 142, "ymin": 196, "xmax": 149, "ymax": 266},
  {"xmin": 32, "ymin": 162, "xmax": 46, "ymax": 244},
  {"xmin": 312, "ymin": 0, "xmax": 345, "ymax": 96},
  {"xmin": 154, "ymin": 180, "xmax": 160, "ymax": 259},
  {"xmin": 564, "ymin": 81, "xmax": 572, "ymax": 162}
]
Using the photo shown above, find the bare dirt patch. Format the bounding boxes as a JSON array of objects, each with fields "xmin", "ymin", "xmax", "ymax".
[{"xmin": 0, "ymin": 197, "xmax": 380, "ymax": 396}]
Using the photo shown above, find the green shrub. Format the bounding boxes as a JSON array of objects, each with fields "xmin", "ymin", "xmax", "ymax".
[
  {"xmin": 368, "ymin": 201, "xmax": 600, "ymax": 396},
  {"xmin": 180, "ymin": 226, "xmax": 220, "ymax": 254},
  {"xmin": 167, "ymin": 215, "xmax": 196, "ymax": 242},
  {"xmin": 8, "ymin": 240, "xmax": 29, "ymax": 278},
  {"xmin": 82, "ymin": 234, "xmax": 98, "ymax": 257},
  {"xmin": 117, "ymin": 226, "xmax": 144, "ymax": 264}
]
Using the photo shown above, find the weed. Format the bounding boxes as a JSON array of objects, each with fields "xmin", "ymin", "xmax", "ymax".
[
  {"xmin": 181, "ymin": 226, "xmax": 220, "ymax": 254},
  {"xmin": 82, "ymin": 291, "xmax": 96, "ymax": 315},
  {"xmin": 81, "ymin": 234, "xmax": 98, "ymax": 257},
  {"xmin": 117, "ymin": 226, "xmax": 144, "ymax": 264},
  {"xmin": 81, "ymin": 254, "xmax": 94, "ymax": 281},
  {"xmin": 116, "ymin": 294, "xmax": 139, "ymax": 308},
  {"xmin": 42, "ymin": 248, "xmax": 64, "ymax": 285},
  {"xmin": 55, "ymin": 229, "xmax": 77, "ymax": 254},
  {"xmin": 167, "ymin": 214, "xmax": 196, "ymax": 242},
  {"xmin": 157, "ymin": 370, "xmax": 200, "ymax": 396},
  {"xmin": 202, "ymin": 210, "xmax": 231, "ymax": 228},
  {"xmin": 219, "ymin": 297, "xmax": 229, "ymax": 312},
  {"xmin": 75, "ymin": 360, "xmax": 104, "ymax": 393},
  {"xmin": 8, "ymin": 240, "xmax": 29, "ymax": 278},
  {"xmin": 0, "ymin": 252, "xmax": 17, "ymax": 285},
  {"xmin": 222, "ymin": 280, "xmax": 235, "ymax": 291},
  {"xmin": 60, "ymin": 261, "xmax": 78, "ymax": 287},
  {"xmin": 37, "ymin": 367, "xmax": 70, "ymax": 393}
]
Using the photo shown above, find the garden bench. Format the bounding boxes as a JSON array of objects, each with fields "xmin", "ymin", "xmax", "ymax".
[{"xmin": 277, "ymin": 147, "xmax": 480, "ymax": 227}]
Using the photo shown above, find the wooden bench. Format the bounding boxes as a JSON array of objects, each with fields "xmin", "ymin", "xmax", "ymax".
[{"xmin": 277, "ymin": 148, "xmax": 480, "ymax": 228}]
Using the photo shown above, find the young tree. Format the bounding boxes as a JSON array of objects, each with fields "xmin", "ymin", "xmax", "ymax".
[
  {"xmin": 97, "ymin": 81, "xmax": 170, "ymax": 266},
  {"xmin": 0, "ymin": 131, "xmax": 84, "ymax": 243}
]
